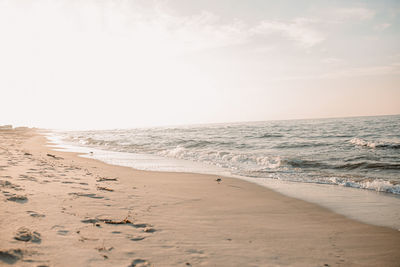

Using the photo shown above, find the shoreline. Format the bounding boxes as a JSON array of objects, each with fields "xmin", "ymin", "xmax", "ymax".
[
  {"xmin": 0, "ymin": 128, "xmax": 399, "ymax": 266},
  {"xmin": 47, "ymin": 131, "xmax": 400, "ymax": 230}
]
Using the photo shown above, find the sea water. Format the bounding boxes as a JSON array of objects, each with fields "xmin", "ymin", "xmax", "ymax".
[{"xmin": 48, "ymin": 115, "xmax": 400, "ymax": 229}]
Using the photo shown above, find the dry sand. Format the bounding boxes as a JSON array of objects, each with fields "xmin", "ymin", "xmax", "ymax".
[{"xmin": 0, "ymin": 128, "xmax": 399, "ymax": 267}]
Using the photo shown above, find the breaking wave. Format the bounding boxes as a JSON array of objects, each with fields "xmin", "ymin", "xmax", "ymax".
[
  {"xmin": 350, "ymin": 138, "xmax": 400, "ymax": 149},
  {"xmin": 55, "ymin": 115, "xmax": 400, "ymax": 195},
  {"xmin": 327, "ymin": 177, "xmax": 400, "ymax": 195}
]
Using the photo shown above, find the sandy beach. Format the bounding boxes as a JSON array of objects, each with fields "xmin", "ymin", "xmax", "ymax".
[{"xmin": 0, "ymin": 128, "xmax": 399, "ymax": 267}]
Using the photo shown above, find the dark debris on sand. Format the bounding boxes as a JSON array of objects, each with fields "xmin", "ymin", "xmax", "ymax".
[{"xmin": 97, "ymin": 186, "xmax": 114, "ymax": 192}]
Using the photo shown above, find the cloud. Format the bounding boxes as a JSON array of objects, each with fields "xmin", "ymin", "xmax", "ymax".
[
  {"xmin": 331, "ymin": 7, "xmax": 376, "ymax": 21},
  {"xmin": 311, "ymin": 7, "xmax": 376, "ymax": 24},
  {"xmin": 322, "ymin": 58, "xmax": 344, "ymax": 64},
  {"xmin": 0, "ymin": 0, "xmax": 251, "ymax": 57},
  {"xmin": 250, "ymin": 18, "xmax": 324, "ymax": 48},
  {"xmin": 0, "ymin": 0, "xmax": 385, "ymax": 59},
  {"xmin": 374, "ymin": 23, "xmax": 391, "ymax": 31},
  {"xmin": 158, "ymin": 10, "xmax": 249, "ymax": 51},
  {"xmin": 138, "ymin": 9, "xmax": 324, "ymax": 51}
]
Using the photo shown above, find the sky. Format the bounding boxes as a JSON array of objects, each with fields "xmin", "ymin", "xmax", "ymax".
[{"xmin": 1, "ymin": 0, "xmax": 399, "ymax": 129}]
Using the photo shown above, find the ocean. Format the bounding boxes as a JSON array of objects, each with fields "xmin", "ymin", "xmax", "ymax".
[{"xmin": 48, "ymin": 115, "xmax": 400, "ymax": 229}]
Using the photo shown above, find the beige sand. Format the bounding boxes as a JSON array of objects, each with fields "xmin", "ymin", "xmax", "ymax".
[{"xmin": 0, "ymin": 128, "xmax": 399, "ymax": 267}]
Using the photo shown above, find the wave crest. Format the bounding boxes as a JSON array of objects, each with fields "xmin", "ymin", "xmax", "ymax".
[
  {"xmin": 328, "ymin": 177, "xmax": 400, "ymax": 194},
  {"xmin": 157, "ymin": 146, "xmax": 282, "ymax": 170},
  {"xmin": 350, "ymin": 138, "xmax": 400, "ymax": 149},
  {"xmin": 350, "ymin": 138, "xmax": 377, "ymax": 148}
]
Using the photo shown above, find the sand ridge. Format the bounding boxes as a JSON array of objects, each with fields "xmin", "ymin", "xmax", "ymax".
[{"xmin": 0, "ymin": 128, "xmax": 399, "ymax": 266}]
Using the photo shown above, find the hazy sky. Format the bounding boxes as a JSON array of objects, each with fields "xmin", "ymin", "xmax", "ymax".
[{"xmin": 1, "ymin": 0, "xmax": 399, "ymax": 129}]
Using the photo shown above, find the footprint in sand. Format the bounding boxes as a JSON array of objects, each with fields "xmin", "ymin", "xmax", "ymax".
[
  {"xmin": 0, "ymin": 180, "xmax": 23, "ymax": 192},
  {"xmin": 81, "ymin": 218, "xmax": 100, "ymax": 224},
  {"xmin": 0, "ymin": 165, "xmax": 8, "ymax": 171},
  {"xmin": 143, "ymin": 227, "xmax": 156, "ymax": 233},
  {"xmin": 6, "ymin": 194, "xmax": 28, "ymax": 203},
  {"xmin": 14, "ymin": 227, "xmax": 41, "ymax": 243},
  {"xmin": 26, "ymin": 211, "xmax": 45, "ymax": 218},
  {"xmin": 57, "ymin": 230, "xmax": 69, "ymax": 236},
  {"xmin": 50, "ymin": 225, "xmax": 70, "ymax": 236},
  {"xmin": 81, "ymin": 217, "xmax": 155, "ymax": 234},
  {"xmin": 186, "ymin": 249, "xmax": 204, "ymax": 255},
  {"xmin": 71, "ymin": 186, "xmax": 90, "ymax": 191},
  {"xmin": 129, "ymin": 259, "xmax": 151, "ymax": 267},
  {"xmin": 18, "ymin": 174, "xmax": 37, "ymax": 182},
  {"xmin": 128, "ymin": 235, "xmax": 146, "ymax": 241},
  {"xmin": 0, "ymin": 249, "xmax": 23, "ymax": 264},
  {"xmin": 69, "ymin": 192, "xmax": 104, "ymax": 199},
  {"xmin": 97, "ymin": 177, "xmax": 118, "ymax": 182}
]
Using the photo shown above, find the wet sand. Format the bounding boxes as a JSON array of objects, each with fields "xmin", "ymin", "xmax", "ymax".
[{"xmin": 0, "ymin": 128, "xmax": 399, "ymax": 266}]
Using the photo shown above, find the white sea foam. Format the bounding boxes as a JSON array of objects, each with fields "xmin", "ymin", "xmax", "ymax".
[
  {"xmin": 157, "ymin": 146, "xmax": 282, "ymax": 172},
  {"xmin": 329, "ymin": 177, "xmax": 400, "ymax": 194},
  {"xmin": 349, "ymin": 137, "xmax": 400, "ymax": 149},
  {"xmin": 350, "ymin": 138, "xmax": 377, "ymax": 148},
  {"xmin": 53, "ymin": 115, "xmax": 400, "ymax": 195},
  {"xmin": 358, "ymin": 179, "xmax": 400, "ymax": 194}
]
